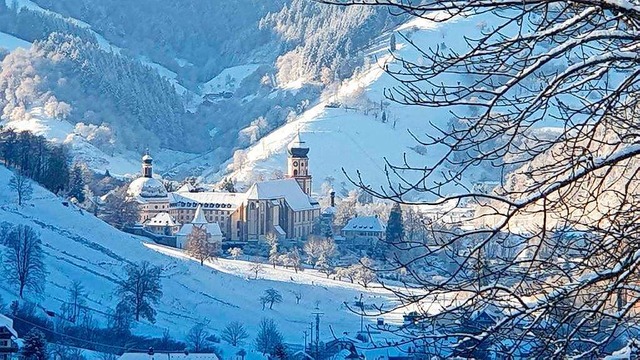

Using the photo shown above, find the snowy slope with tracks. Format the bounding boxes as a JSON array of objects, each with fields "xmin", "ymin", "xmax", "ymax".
[{"xmin": 0, "ymin": 165, "xmax": 397, "ymax": 355}]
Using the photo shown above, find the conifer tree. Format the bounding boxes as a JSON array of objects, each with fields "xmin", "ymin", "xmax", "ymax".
[
  {"xmin": 22, "ymin": 329, "xmax": 47, "ymax": 360},
  {"xmin": 386, "ymin": 203, "xmax": 404, "ymax": 244},
  {"xmin": 389, "ymin": 32, "xmax": 397, "ymax": 52},
  {"xmin": 68, "ymin": 165, "xmax": 86, "ymax": 203}
]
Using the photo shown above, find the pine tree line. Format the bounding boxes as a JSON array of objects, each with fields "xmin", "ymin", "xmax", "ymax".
[
  {"xmin": 0, "ymin": 3, "xmax": 98, "ymax": 44},
  {"xmin": 0, "ymin": 128, "xmax": 70, "ymax": 194}
]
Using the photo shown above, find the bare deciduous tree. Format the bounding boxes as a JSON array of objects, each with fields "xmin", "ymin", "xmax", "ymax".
[
  {"xmin": 117, "ymin": 261, "xmax": 163, "ymax": 323},
  {"xmin": 317, "ymin": 0, "xmax": 640, "ymax": 357},
  {"xmin": 186, "ymin": 323, "xmax": 210, "ymax": 353},
  {"xmin": 3, "ymin": 225, "xmax": 45, "ymax": 298},
  {"xmin": 62, "ymin": 280, "xmax": 86, "ymax": 323},
  {"xmin": 101, "ymin": 186, "xmax": 139, "ymax": 229},
  {"xmin": 260, "ymin": 288, "xmax": 282, "ymax": 310},
  {"xmin": 9, "ymin": 172, "xmax": 32, "ymax": 206},
  {"xmin": 249, "ymin": 263, "xmax": 264, "ymax": 280},
  {"xmin": 221, "ymin": 321, "xmax": 249, "ymax": 347},
  {"xmin": 186, "ymin": 226, "xmax": 217, "ymax": 266}
]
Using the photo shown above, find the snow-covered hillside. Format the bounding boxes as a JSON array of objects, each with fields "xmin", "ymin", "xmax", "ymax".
[
  {"xmin": 0, "ymin": 165, "xmax": 395, "ymax": 353},
  {"xmin": 214, "ymin": 15, "xmax": 499, "ymax": 200}
]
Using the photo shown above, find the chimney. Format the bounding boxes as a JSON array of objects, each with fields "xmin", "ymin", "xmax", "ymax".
[{"xmin": 330, "ymin": 191, "xmax": 335, "ymax": 207}]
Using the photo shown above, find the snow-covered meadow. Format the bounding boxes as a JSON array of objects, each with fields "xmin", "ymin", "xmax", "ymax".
[{"xmin": 0, "ymin": 166, "xmax": 400, "ymax": 355}]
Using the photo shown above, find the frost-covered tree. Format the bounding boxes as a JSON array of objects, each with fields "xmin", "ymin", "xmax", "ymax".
[
  {"xmin": 101, "ymin": 186, "xmax": 139, "ymax": 229},
  {"xmin": 68, "ymin": 164, "xmax": 86, "ymax": 203},
  {"xmin": 333, "ymin": 190, "xmax": 358, "ymax": 227},
  {"xmin": 249, "ymin": 263, "xmax": 264, "ymax": 280},
  {"xmin": 228, "ymin": 247, "xmax": 243, "ymax": 260},
  {"xmin": 186, "ymin": 226, "xmax": 216, "ymax": 266},
  {"xmin": 321, "ymin": 0, "xmax": 640, "ymax": 357},
  {"xmin": 220, "ymin": 178, "xmax": 237, "ymax": 193},
  {"xmin": 221, "ymin": 321, "xmax": 249, "ymax": 347},
  {"xmin": 21, "ymin": 329, "xmax": 47, "ymax": 360},
  {"xmin": 117, "ymin": 261, "xmax": 163, "ymax": 323},
  {"xmin": 266, "ymin": 233, "xmax": 279, "ymax": 268},
  {"xmin": 3, "ymin": 225, "xmax": 45, "ymax": 298},
  {"xmin": 307, "ymin": 237, "xmax": 337, "ymax": 276},
  {"xmin": 282, "ymin": 249, "xmax": 302, "ymax": 273}
]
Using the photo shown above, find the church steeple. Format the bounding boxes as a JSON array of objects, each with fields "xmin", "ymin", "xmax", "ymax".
[
  {"xmin": 142, "ymin": 149, "xmax": 153, "ymax": 178},
  {"xmin": 287, "ymin": 131, "xmax": 312, "ymax": 194}
]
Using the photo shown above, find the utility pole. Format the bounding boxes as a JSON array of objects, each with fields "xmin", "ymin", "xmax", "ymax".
[
  {"xmin": 312, "ymin": 312, "xmax": 323, "ymax": 360},
  {"xmin": 359, "ymin": 293, "xmax": 364, "ymax": 333},
  {"xmin": 303, "ymin": 330, "xmax": 308, "ymax": 352},
  {"xmin": 309, "ymin": 322, "xmax": 314, "ymax": 353}
]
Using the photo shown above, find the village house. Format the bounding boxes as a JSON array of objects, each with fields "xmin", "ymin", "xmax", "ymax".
[
  {"xmin": 119, "ymin": 350, "xmax": 219, "ymax": 360},
  {"xmin": 339, "ymin": 216, "xmax": 386, "ymax": 248},
  {"xmin": 127, "ymin": 133, "xmax": 321, "ymax": 244},
  {"xmin": 0, "ymin": 314, "xmax": 18, "ymax": 360},
  {"xmin": 175, "ymin": 204, "xmax": 223, "ymax": 249}
]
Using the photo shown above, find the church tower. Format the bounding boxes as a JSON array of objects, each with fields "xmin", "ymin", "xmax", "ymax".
[
  {"xmin": 142, "ymin": 150, "xmax": 153, "ymax": 178},
  {"xmin": 287, "ymin": 132, "xmax": 312, "ymax": 194}
]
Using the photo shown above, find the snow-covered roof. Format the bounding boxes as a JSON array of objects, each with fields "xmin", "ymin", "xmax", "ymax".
[
  {"xmin": 322, "ymin": 206, "xmax": 336, "ymax": 215},
  {"xmin": 127, "ymin": 177, "xmax": 168, "ymax": 198},
  {"xmin": 176, "ymin": 183, "xmax": 195, "ymax": 193},
  {"xmin": 177, "ymin": 223, "xmax": 222, "ymax": 238},
  {"xmin": 192, "ymin": 205, "xmax": 207, "ymax": 225},
  {"xmin": 145, "ymin": 212, "xmax": 180, "ymax": 227},
  {"xmin": 342, "ymin": 216, "xmax": 386, "ymax": 233},
  {"xmin": 119, "ymin": 353, "xmax": 219, "ymax": 360},
  {"xmin": 292, "ymin": 351, "xmax": 314, "ymax": 360},
  {"xmin": 0, "ymin": 314, "xmax": 17, "ymax": 338},
  {"xmin": 246, "ymin": 179, "xmax": 319, "ymax": 211},
  {"xmin": 169, "ymin": 191, "xmax": 247, "ymax": 211}
]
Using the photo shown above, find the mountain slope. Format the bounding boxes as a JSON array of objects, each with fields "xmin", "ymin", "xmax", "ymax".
[
  {"xmin": 0, "ymin": 165, "xmax": 394, "ymax": 351},
  {"xmin": 215, "ymin": 15, "xmax": 489, "ymax": 200},
  {"xmin": 0, "ymin": 0, "xmax": 401, "ymax": 179}
]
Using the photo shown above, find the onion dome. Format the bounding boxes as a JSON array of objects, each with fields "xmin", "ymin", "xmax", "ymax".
[
  {"xmin": 288, "ymin": 132, "xmax": 309, "ymax": 157},
  {"xmin": 127, "ymin": 177, "xmax": 168, "ymax": 198}
]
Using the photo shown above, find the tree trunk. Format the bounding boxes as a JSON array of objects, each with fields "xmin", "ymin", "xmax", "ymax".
[{"xmin": 19, "ymin": 283, "xmax": 24, "ymax": 298}]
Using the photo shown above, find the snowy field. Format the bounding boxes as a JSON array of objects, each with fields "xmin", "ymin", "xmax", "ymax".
[
  {"xmin": 200, "ymin": 64, "xmax": 264, "ymax": 95},
  {"xmin": 0, "ymin": 165, "xmax": 401, "ymax": 356}
]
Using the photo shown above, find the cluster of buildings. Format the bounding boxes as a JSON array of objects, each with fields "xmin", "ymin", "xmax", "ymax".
[{"xmin": 127, "ymin": 134, "xmax": 321, "ymax": 247}]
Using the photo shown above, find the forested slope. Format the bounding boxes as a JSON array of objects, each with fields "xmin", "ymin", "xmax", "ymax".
[{"xmin": 0, "ymin": 0, "xmax": 400, "ymax": 176}]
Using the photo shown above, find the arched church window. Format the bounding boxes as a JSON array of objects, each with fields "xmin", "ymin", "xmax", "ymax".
[{"xmin": 294, "ymin": 169, "xmax": 298, "ymax": 176}]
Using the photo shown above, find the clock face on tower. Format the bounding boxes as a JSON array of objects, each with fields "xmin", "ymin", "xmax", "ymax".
[{"xmin": 293, "ymin": 161, "xmax": 299, "ymax": 167}]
